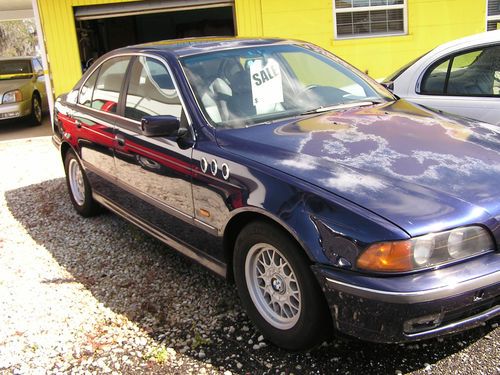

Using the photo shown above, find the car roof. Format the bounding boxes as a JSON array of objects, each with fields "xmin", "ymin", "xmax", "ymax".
[
  {"xmin": 116, "ymin": 37, "xmax": 299, "ymax": 57},
  {"xmin": 430, "ymin": 30, "xmax": 500, "ymax": 55}
]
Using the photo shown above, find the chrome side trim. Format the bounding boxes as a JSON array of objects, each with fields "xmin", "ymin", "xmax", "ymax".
[
  {"xmin": 221, "ymin": 163, "xmax": 230, "ymax": 180},
  {"xmin": 194, "ymin": 218, "xmax": 217, "ymax": 230},
  {"xmin": 210, "ymin": 159, "xmax": 218, "ymax": 176},
  {"xmin": 93, "ymin": 192, "xmax": 226, "ymax": 278},
  {"xmin": 200, "ymin": 157, "xmax": 208, "ymax": 173},
  {"xmin": 325, "ymin": 271, "xmax": 500, "ymax": 304}
]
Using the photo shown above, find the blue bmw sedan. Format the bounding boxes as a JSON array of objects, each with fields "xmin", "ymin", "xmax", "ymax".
[{"xmin": 52, "ymin": 37, "xmax": 499, "ymax": 350}]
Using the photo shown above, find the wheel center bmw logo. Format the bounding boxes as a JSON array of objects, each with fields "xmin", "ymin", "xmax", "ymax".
[{"xmin": 271, "ymin": 275, "xmax": 285, "ymax": 294}]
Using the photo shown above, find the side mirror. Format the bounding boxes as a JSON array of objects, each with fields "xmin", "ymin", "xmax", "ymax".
[{"xmin": 140, "ymin": 115, "xmax": 181, "ymax": 137}]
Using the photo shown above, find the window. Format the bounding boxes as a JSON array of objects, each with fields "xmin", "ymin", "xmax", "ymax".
[
  {"xmin": 487, "ymin": 0, "xmax": 500, "ymax": 31},
  {"xmin": 0, "ymin": 60, "xmax": 32, "ymax": 75},
  {"xmin": 282, "ymin": 51, "xmax": 369, "ymax": 97},
  {"xmin": 78, "ymin": 68, "xmax": 99, "ymax": 107},
  {"xmin": 91, "ymin": 56, "xmax": 131, "ymax": 113},
  {"xmin": 181, "ymin": 44, "xmax": 391, "ymax": 128},
  {"xmin": 420, "ymin": 46, "xmax": 500, "ymax": 97},
  {"xmin": 32, "ymin": 59, "xmax": 43, "ymax": 74},
  {"xmin": 125, "ymin": 57, "xmax": 182, "ymax": 122},
  {"xmin": 334, "ymin": 0, "xmax": 407, "ymax": 38}
]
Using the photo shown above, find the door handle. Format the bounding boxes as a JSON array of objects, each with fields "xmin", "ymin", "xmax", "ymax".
[
  {"xmin": 115, "ymin": 134, "xmax": 126, "ymax": 147},
  {"xmin": 74, "ymin": 119, "xmax": 82, "ymax": 129}
]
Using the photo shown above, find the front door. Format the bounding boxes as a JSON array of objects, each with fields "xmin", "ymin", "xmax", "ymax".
[{"xmin": 112, "ymin": 55, "xmax": 196, "ymax": 243}]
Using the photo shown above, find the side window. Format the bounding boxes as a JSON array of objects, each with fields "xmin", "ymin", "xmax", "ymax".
[
  {"xmin": 78, "ymin": 68, "xmax": 99, "ymax": 107},
  {"xmin": 420, "ymin": 59, "xmax": 449, "ymax": 95},
  {"xmin": 448, "ymin": 47, "xmax": 500, "ymax": 96},
  {"xmin": 124, "ymin": 56, "xmax": 182, "ymax": 121},
  {"xmin": 91, "ymin": 56, "xmax": 131, "ymax": 113},
  {"xmin": 421, "ymin": 46, "xmax": 500, "ymax": 97},
  {"xmin": 32, "ymin": 59, "xmax": 43, "ymax": 73}
]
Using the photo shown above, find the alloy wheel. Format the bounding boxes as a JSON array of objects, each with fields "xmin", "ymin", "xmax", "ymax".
[
  {"xmin": 245, "ymin": 243, "xmax": 302, "ymax": 330},
  {"xmin": 68, "ymin": 158, "xmax": 85, "ymax": 206}
]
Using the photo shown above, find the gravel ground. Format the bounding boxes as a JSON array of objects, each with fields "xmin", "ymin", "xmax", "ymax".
[{"xmin": 0, "ymin": 136, "xmax": 499, "ymax": 375}]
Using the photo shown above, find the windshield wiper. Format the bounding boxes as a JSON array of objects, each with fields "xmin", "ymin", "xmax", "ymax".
[{"xmin": 300, "ymin": 100, "xmax": 383, "ymax": 115}]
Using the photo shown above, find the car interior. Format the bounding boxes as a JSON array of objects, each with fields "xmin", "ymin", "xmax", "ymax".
[
  {"xmin": 422, "ymin": 46, "xmax": 500, "ymax": 96},
  {"xmin": 182, "ymin": 55, "xmax": 353, "ymax": 126}
]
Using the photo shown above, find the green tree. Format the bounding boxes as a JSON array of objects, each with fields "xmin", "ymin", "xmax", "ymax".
[{"xmin": 0, "ymin": 19, "xmax": 38, "ymax": 57}]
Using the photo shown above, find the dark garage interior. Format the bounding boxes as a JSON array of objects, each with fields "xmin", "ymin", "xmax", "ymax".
[{"xmin": 74, "ymin": 5, "xmax": 235, "ymax": 71}]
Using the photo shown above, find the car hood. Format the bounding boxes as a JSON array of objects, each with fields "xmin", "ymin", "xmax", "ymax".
[
  {"xmin": 216, "ymin": 100, "xmax": 500, "ymax": 238},
  {"xmin": 0, "ymin": 78, "xmax": 30, "ymax": 97}
]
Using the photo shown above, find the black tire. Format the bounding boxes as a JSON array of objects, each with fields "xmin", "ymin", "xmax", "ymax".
[
  {"xmin": 234, "ymin": 221, "xmax": 332, "ymax": 351},
  {"xmin": 63, "ymin": 150, "xmax": 100, "ymax": 217},
  {"xmin": 30, "ymin": 94, "xmax": 43, "ymax": 126}
]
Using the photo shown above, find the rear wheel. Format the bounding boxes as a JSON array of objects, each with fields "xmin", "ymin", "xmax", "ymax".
[
  {"xmin": 233, "ymin": 221, "xmax": 332, "ymax": 350},
  {"xmin": 30, "ymin": 94, "xmax": 43, "ymax": 126},
  {"xmin": 64, "ymin": 150, "xmax": 100, "ymax": 217}
]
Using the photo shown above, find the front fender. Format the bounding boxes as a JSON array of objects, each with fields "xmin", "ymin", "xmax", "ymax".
[{"xmin": 211, "ymin": 147, "xmax": 410, "ymax": 267}]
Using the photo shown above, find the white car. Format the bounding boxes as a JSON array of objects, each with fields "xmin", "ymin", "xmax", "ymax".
[{"xmin": 383, "ymin": 30, "xmax": 500, "ymax": 125}]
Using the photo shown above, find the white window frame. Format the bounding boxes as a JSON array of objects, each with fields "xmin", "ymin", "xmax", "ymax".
[
  {"xmin": 333, "ymin": 1, "xmax": 408, "ymax": 40},
  {"xmin": 486, "ymin": 0, "xmax": 500, "ymax": 31}
]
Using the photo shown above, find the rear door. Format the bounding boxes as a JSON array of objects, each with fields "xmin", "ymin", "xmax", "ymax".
[{"xmin": 71, "ymin": 55, "xmax": 132, "ymax": 197}]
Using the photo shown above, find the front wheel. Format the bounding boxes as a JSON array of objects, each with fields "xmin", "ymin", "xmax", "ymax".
[
  {"xmin": 64, "ymin": 150, "xmax": 100, "ymax": 217},
  {"xmin": 30, "ymin": 94, "xmax": 43, "ymax": 126},
  {"xmin": 234, "ymin": 221, "xmax": 332, "ymax": 351}
]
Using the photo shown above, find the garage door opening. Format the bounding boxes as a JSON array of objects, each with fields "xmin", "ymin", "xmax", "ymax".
[{"xmin": 74, "ymin": 4, "xmax": 234, "ymax": 71}]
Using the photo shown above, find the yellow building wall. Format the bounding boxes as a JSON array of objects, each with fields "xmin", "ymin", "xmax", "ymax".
[
  {"xmin": 36, "ymin": 0, "xmax": 138, "ymax": 96},
  {"xmin": 37, "ymin": 0, "xmax": 264, "ymax": 96},
  {"xmin": 38, "ymin": 0, "xmax": 486, "ymax": 96},
  {"xmin": 235, "ymin": 0, "xmax": 263, "ymax": 36},
  {"xmin": 255, "ymin": 0, "xmax": 487, "ymax": 79}
]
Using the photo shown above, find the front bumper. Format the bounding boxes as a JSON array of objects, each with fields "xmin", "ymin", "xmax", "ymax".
[
  {"xmin": 313, "ymin": 252, "xmax": 500, "ymax": 343},
  {"xmin": 0, "ymin": 99, "xmax": 31, "ymax": 120}
]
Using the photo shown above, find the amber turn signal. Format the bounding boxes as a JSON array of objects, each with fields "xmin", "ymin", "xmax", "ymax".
[{"xmin": 357, "ymin": 241, "xmax": 413, "ymax": 272}]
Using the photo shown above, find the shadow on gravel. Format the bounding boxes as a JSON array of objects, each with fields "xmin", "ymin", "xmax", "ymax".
[{"xmin": 5, "ymin": 179, "xmax": 499, "ymax": 374}]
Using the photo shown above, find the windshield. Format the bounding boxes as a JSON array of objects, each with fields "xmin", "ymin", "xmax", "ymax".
[
  {"xmin": 181, "ymin": 44, "xmax": 393, "ymax": 128},
  {"xmin": 0, "ymin": 60, "xmax": 32, "ymax": 80}
]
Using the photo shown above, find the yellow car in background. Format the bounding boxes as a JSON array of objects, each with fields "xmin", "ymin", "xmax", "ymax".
[{"xmin": 0, "ymin": 57, "xmax": 47, "ymax": 125}]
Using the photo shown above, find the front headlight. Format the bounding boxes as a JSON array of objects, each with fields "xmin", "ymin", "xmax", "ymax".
[
  {"xmin": 357, "ymin": 226, "xmax": 494, "ymax": 272},
  {"xmin": 2, "ymin": 90, "xmax": 23, "ymax": 103}
]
